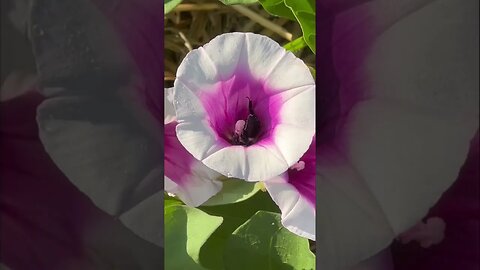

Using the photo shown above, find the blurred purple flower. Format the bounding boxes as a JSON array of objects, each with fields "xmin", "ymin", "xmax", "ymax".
[
  {"xmin": 392, "ymin": 132, "xmax": 479, "ymax": 270},
  {"xmin": 0, "ymin": 90, "xmax": 162, "ymax": 269},
  {"xmin": 316, "ymin": 0, "xmax": 478, "ymax": 268}
]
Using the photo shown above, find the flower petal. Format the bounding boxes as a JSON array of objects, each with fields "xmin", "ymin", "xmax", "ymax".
[
  {"xmin": 317, "ymin": 146, "xmax": 398, "ymax": 269},
  {"xmin": 93, "ymin": 0, "xmax": 164, "ymax": 124},
  {"xmin": 343, "ymin": 100, "xmax": 476, "ymax": 233},
  {"xmin": 164, "ymin": 121, "xmax": 223, "ymax": 207},
  {"xmin": 37, "ymin": 96, "xmax": 162, "ymax": 215},
  {"xmin": 119, "ymin": 192, "xmax": 164, "ymax": 247},
  {"xmin": 30, "ymin": 0, "xmax": 131, "ymax": 95},
  {"xmin": 1, "ymin": 91, "xmax": 163, "ymax": 269},
  {"xmin": 175, "ymin": 32, "xmax": 314, "ymax": 92},
  {"xmin": 164, "ymin": 87, "xmax": 175, "ymax": 124},
  {"xmin": 391, "ymin": 132, "xmax": 480, "ymax": 270},
  {"xmin": 265, "ymin": 176, "xmax": 315, "ymax": 240}
]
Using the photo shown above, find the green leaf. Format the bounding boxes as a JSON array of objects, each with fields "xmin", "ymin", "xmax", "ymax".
[
  {"xmin": 283, "ymin": 37, "xmax": 307, "ymax": 52},
  {"xmin": 258, "ymin": 0, "xmax": 296, "ymax": 21},
  {"xmin": 165, "ymin": 205, "xmax": 223, "ymax": 270},
  {"xmin": 259, "ymin": 0, "xmax": 316, "ymax": 53},
  {"xmin": 199, "ymin": 192, "xmax": 280, "ymax": 270},
  {"xmin": 224, "ymin": 211, "xmax": 315, "ymax": 270},
  {"xmin": 164, "ymin": 0, "xmax": 183, "ymax": 14},
  {"xmin": 284, "ymin": 0, "xmax": 315, "ymax": 53},
  {"xmin": 218, "ymin": 0, "xmax": 258, "ymax": 5},
  {"xmin": 203, "ymin": 178, "xmax": 262, "ymax": 206}
]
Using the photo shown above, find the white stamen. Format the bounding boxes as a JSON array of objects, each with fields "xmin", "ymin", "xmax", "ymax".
[
  {"xmin": 234, "ymin": 120, "xmax": 246, "ymax": 135},
  {"xmin": 290, "ymin": 161, "xmax": 305, "ymax": 171}
]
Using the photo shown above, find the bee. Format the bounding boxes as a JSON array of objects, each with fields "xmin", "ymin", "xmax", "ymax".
[{"xmin": 233, "ymin": 97, "xmax": 261, "ymax": 146}]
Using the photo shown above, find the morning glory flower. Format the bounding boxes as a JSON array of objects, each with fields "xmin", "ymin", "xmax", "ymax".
[
  {"xmin": 172, "ymin": 32, "xmax": 315, "ymax": 181},
  {"xmin": 164, "ymin": 89, "xmax": 223, "ymax": 207},
  {"xmin": 316, "ymin": 0, "xmax": 478, "ymax": 269},
  {"xmin": 264, "ymin": 136, "xmax": 316, "ymax": 240}
]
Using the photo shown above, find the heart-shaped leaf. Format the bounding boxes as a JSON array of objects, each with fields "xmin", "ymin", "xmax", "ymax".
[
  {"xmin": 284, "ymin": 0, "xmax": 315, "ymax": 53},
  {"xmin": 259, "ymin": 0, "xmax": 315, "ymax": 53},
  {"xmin": 165, "ymin": 205, "xmax": 223, "ymax": 270},
  {"xmin": 258, "ymin": 0, "xmax": 295, "ymax": 21},
  {"xmin": 199, "ymin": 192, "xmax": 280, "ymax": 270},
  {"xmin": 224, "ymin": 211, "xmax": 315, "ymax": 270}
]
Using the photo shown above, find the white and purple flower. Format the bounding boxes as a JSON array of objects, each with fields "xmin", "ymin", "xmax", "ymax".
[
  {"xmin": 172, "ymin": 32, "xmax": 315, "ymax": 182},
  {"xmin": 167, "ymin": 32, "xmax": 317, "ymax": 240},
  {"xmin": 264, "ymin": 136, "xmax": 316, "ymax": 240}
]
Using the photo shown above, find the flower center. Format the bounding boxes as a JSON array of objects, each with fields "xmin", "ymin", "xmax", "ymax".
[{"xmin": 232, "ymin": 97, "xmax": 261, "ymax": 146}]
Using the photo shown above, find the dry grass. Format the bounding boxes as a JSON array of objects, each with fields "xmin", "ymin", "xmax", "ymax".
[{"xmin": 164, "ymin": 0, "xmax": 315, "ymax": 87}]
